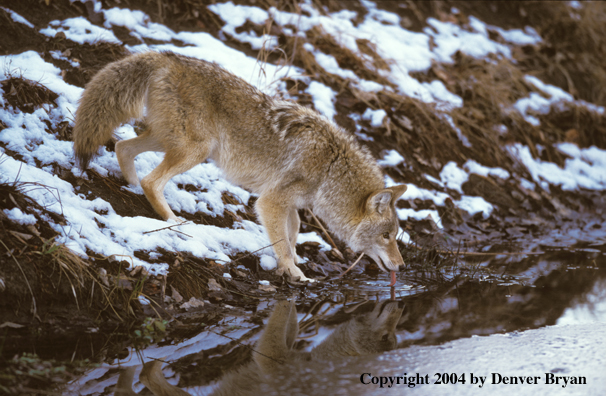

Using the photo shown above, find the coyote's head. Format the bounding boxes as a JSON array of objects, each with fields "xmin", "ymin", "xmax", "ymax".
[
  {"xmin": 350, "ymin": 185, "xmax": 407, "ymax": 273},
  {"xmin": 348, "ymin": 300, "xmax": 405, "ymax": 354}
]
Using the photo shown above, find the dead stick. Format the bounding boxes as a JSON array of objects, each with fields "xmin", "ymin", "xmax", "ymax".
[
  {"xmin": 143, "ymin": 221, "xmax": 191, "ymax": 235},
  {"xmin": 308, "ymin": 210, "xmax": 343, "ymax": 260},
  {"xmin": 338, "ymin": 252, "xmax": 365, "ymax": 278},
  {"xmin": 225, "ymin": 239, "xmax": 286, "ymax": 265}
]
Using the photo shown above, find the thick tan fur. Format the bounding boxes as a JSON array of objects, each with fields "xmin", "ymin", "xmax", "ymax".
[
  {"xmin": 114, "ymin": 299, "xmax": 404, "ymax": 395},
  {"xmin": 73, "ymin": 51, "xmax": 407, "ymax": 281}
]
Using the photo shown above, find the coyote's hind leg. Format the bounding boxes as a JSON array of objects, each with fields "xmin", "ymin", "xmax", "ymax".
[
  {"xmin": 115, "ymin": 130, "xmax": 164, "ymax": 186},
  {"xmin": 140, "ymin": 145, "xmax": 209, "ymax": 222}
]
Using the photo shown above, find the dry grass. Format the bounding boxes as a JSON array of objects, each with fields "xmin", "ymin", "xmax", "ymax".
[
  {"xmin": 523, "ymin": 1, "xmax": 606, "ymax": 107},
  {"xmin": 538, "ymin": 105, "xmax": 606, "ymax": 149},
  {"xmin": 0, "ymin": 180, "xmax": 160, "ymax": 322},
  {"xmin": 0, "ymin": 75, "xmax": 58, "ymax": 114},
  {"xmin": 305, "ymin": 26, "xmax": 392, "ymax": 85}
]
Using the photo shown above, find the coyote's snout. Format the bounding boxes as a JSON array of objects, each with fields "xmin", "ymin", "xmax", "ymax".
[{"xmin": 73, "ymin": 51, "xmax": 407, "ymax": 281}]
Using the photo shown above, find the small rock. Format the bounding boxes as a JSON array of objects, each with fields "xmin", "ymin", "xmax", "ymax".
[
  {"xmin": 98, "ymin": 268, "xmax": 109, "ymax": 287},
  {"xmin": 170, "ymin": 286, "xmax": 183, "ymax": 303},
  {"xmin": 208, "ymin": 278, "xmax": 222, "ymax": 292},
  {"xmin": 259, "ymin": 283, "xmax": 276, "ymax": 292},
  {"xmin": 130, "ymin": 266, "xmax": 142, "ymax": 276},
  {"xmin": 181, "ymin": 297, "xmax": 204, "ymax": 310}
]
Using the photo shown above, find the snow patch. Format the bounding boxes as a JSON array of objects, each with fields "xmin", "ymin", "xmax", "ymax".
[
  {"xmin": 40, "ymin": 17, "xmax": 121, "ymax": 45},
  {"xmin": 377, "ymin": 150, "xmax": 405, "ymax": 167},
  {"xmin": 508, "ymin": 143, "xmax": 606, "ymax": 191},
  {"xmin": 362, "ymin": 108, "xmax": 387, "ymax": 128},
  {"xmin": 2, "ymin": 208, "xmax": 37, "ymax": 225},
  {"xmin": 306, "ymin": 81, "xmax": 336, "ymax": 121},
  {"xmin": 1, "ymin": 7, "xmax": 35, "ymax": 28}
]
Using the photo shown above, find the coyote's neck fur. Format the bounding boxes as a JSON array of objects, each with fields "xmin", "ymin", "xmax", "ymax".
[{"xmin": 267, "ymin": 100, "xmax": 384, "ymax": 248}]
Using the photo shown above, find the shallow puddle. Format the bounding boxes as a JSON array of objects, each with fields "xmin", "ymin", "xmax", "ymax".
[{"xmin": 16, "ymin": 247, "xmax": 596, "ymax": 395}]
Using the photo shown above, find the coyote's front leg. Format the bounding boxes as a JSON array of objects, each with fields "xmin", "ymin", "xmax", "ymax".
[
  {"xmin": 256, "ymin": 193, "xmax": 313, "ymax": 282},
  {"xmin": 254, "ymin": 299, "xmax": 299, "ymax": 372}
]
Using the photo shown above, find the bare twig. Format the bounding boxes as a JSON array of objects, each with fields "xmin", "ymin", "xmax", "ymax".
[
  {"xmin": 307, "ymin": 210, "xmax": 343, "ymax": 259},
  {"xmin": 338, "ymin": 252, "xmax": 365, "ymax": 278},
  {"xmin": 143, "ymin": 222, "xmax": 192, "ymax": 238},
  {"xmin": 224, "ymin": 238, "xmax": 286, "ymax": 265}
]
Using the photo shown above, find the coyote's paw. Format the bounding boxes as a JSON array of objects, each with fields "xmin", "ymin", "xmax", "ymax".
[
  {"xmin": 166, "ymin": 216, "xmax": 187, "ymax": 224},
  {"xmin": 276, "ymin": 265, "xmax": 315, "ymax": 283}
]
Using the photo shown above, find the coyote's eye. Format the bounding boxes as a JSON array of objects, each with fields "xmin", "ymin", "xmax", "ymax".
[{"xmin": 382, "ymin": 232, "xmax": 390, "ymax": 239}]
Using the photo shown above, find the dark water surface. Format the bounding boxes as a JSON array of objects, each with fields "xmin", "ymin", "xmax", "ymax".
[
  {"xmin": 45, "ymin": 245, "xmax": 605, "ymax": 395},
  {"xmin": 2, "ymin": 244, "xmax": 604, "ymax": 394}
]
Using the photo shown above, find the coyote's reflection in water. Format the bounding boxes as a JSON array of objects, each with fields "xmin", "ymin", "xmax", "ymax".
[{"xmin": 114, "ymin": 299, "xmax": 405, "ymax": 395}]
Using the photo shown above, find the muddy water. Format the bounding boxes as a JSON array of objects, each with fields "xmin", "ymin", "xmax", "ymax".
[{"xmin": 12, "ymin": 248, "xmax": 606, "ymax": 395}]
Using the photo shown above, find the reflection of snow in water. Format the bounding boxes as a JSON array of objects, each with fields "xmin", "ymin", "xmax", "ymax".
[{"xmin": 557, "ymin": 279, "xmax": 606, "ymax": 325}]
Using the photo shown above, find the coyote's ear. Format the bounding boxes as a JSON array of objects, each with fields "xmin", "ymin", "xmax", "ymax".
[
  {"xmin": 366, "ymin": 189, "xmax": 393, "ymax": 214},
  {"xmin": 366, "ymin": 185, "xmax": 407, "ymax": 214},
  {"xmin": 388, "ymin": 184, "xmax": 408, "ymax": 202}
]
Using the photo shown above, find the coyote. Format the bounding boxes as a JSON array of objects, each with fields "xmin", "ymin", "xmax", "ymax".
[
  {"xmin": 114, "ymin": 299, "xmax": 405, "ymax": 395},
  {"xmin": 73, "ymin": 51, "xmax": 407, "ymax": 282}
]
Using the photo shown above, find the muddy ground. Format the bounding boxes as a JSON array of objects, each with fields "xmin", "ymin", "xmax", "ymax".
[{"xmin": 0, "ymin": 0, "xmax": 605, "ymax": 394}]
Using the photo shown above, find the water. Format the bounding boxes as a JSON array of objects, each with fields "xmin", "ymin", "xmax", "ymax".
[{"xmin": 3, "ymin": 248, "xmax": 605, "ymax": 395}]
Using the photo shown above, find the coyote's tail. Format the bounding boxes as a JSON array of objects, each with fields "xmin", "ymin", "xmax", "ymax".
[{"xmin": 72, "ymin": 52, "xmax": 160, "ymax": 169}]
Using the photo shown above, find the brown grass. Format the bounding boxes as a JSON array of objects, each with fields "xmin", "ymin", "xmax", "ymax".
[
  {"xmin": 521, "ymin": 1, "xmax": 606, "ymax": 107},
  {"xmin": 0, "ymin": 76, "xmax": 58, "ymax": 114},
  {"xmin": 305, "ymin": 26, "xmax": 392, "ymax": 85}
]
